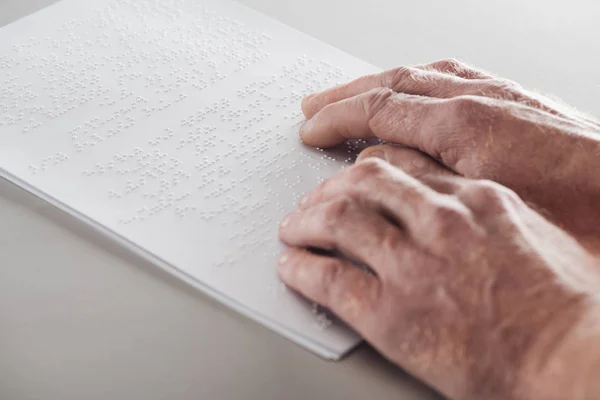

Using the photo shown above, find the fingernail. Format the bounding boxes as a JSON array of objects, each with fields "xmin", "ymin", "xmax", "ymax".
[
  {"xmin": 278, "ymin": 253, "xmax": 293, "ymax": 279},
  {"xmin": 298, "ymin": 195, "xmax": 310, "ymax": 209},
  {"xmin": 365, "ymin": 149, "xmax": 386, "ymax": 161},
  {"xmin": 303, "ymin": 93, "xmax": 316, "ymax": 104},
  {"xmin": 280, "ymin": 214, "xmax": 292, "ymax": 229},
  {"xmin": 278, "ymin": 253, "xmax": 289, "ymax": 265},
  {"xmin": 299, "ymin": 119, "xmax": 313, "ymax": 137}
]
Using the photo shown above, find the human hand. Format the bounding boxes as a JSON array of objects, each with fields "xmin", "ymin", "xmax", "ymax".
[
  {"xmin": 278, "ymin": 157, "xmax": 600, "ymax": 400},
  {"xmin": 299, "ymin": 59, "xmax": 600, "ymax": 250}
]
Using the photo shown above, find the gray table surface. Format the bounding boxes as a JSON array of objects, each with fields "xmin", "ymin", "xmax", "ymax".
[{"xmin": 1, "ymin": 1, "xmax": 599, "ymax": 399}]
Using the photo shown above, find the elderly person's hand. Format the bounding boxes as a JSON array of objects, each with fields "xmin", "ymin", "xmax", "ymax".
[
  {"xmin": 278, "ymin": 60, "xmax": 600, "ymax": 400},
  {"xmin": 279, "ymin": 158, "xmax": 600, "ymax": 400},
  {"xmin": 298, "ymin": 59, "xmax": 600, "ymax": 251}
]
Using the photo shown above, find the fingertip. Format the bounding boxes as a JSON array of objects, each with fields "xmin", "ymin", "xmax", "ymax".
[
  {"xmin": 301, "ymin": 93, "xmax": 318, "ymax": 119},
  {"xmin": 298, "ymin": 193, "xmax": 311, "ymax": 210},
  {"xmin": 298, "ymin": 120, "xmax": 330, "ymax": 148},
  {"xmin": 280, "ymin": 213, "xmax": 292, "ymax": 229},
  {"xmin": 298, "ymin": 116, "xmax": 346, "ymax": 148},
  {"xmin": 278, "ymin": 213, "xmax": 294, "ymax": 239},
  {"xmin": 299, "ymin": 118, "xmax": 314, "ymax": 141},
  {"xmin": 303, "ymin": 93, "xmax": 316, "ymax": 102},
  {"xmin": 277, "ymin": 249, "xmax": 295, "ymax": 281}
]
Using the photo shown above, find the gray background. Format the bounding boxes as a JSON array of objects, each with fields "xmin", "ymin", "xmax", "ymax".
[{"xmin": 1, "ymin": 1, "xmax": 599, "ymax": 399}]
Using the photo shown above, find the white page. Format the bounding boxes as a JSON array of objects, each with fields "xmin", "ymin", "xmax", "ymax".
[{"xmin": 0, "ymin": 0, "xmax": 380, "ymax": 359}]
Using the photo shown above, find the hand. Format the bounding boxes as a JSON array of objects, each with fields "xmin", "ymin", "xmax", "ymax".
[
  {"xmin": 278, "ymin": 157, "xmax": 600, "ymax": 400},
  {"xmin": 299, "ymin": 59, "xmax": 600, "ymax": 251}
]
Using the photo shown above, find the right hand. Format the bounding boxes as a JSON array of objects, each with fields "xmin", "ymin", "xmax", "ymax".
[
  {"xmin": 279, "ymin": 156, "xmax": 600, "ymax": 400},
  {"xmin": 299, "ymin": 59, "xmax": 600, "ymax": 250}
]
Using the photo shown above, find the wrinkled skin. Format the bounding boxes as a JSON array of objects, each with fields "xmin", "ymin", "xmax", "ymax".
[
  {"xmin": 277, "ymin": 59, "xmax": 600, "ymax": 400},
  {"xmin": 299, "ymin": 59, "xmax": 600, "ymax": 251}
]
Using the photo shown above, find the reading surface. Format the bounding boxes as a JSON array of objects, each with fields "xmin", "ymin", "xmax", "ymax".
[{"xmin": 0, "ymin": 0, "xmax": 379, "ymax": 358}]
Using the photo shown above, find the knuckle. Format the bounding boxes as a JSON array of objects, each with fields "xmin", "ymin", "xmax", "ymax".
[
  {"xmin": 438, "ymin": 96, "xmax": 488, "ymax": 152},
  {"xmin": 319, "ymin": 259, "xmax": 346, "ymax": 301},
  {"xmin": 459, "ymin": 180, "xmax": 520, "ymax": 212},
  {"xmin": 364, "ymin": 87, "xmax": 394, "ymax": 121},
  {"xmin": 493, "ymin": 78, "xmax": 522, "ymax": 91},
  {"xmin": 521, "ymin": 97, "xmax": 547, "ymax": 111},
  {"xmin": 437, "ymin": 57, "xmax": 464, "ymax": 71},
  {"xmin": 322, "ymin": 258, "xmax": 345, "ymax": 284},
  {"xmin": 380, "ymin": 226, "xmax": 405, "ymax": 252},
  {"xmin": 481, "ymin": 78, "xmax": 521, "ymax": 100},
  {"xmin": 464, "ymin": 180, "xmax": 502, "ymax": 200},
  {"xmin": 312, "ymin": 177, "xmax": 333, "ymax": 202},
  {"xmin": 387, "ymin": 66, "xmax": 417, "ymax": 90},
  {"xmin": 428, "ymin": 202, "xmax": 469, "ymax": 237},
  {"xmin": 449, "ymin": 95, "xmax": 486, "ymax": 116},
  {"xmin": 446, "ymin": 95, "xmax": 500, "ymax": 132},
  {"xmin": 334, "ymin": 278, "xmax": 373, "ymax": 318},
  {"xmin": 323, "ymin": 196, "xmax": 355, "ymax": 224}
]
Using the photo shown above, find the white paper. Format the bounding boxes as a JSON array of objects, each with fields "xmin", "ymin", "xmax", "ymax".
[{"xmin": 0, "ymin": 0, "xmax": 380, "ymax": 359}]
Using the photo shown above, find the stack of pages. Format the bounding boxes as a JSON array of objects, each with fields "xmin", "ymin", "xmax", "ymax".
[{"xmin": 0, "ymin": 0, "xmax": 379, "ymax": 359}]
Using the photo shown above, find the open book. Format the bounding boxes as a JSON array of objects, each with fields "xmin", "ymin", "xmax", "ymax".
[{"xmin": 0, "ymin": 0, "xmax": 380, "ymax": 359}]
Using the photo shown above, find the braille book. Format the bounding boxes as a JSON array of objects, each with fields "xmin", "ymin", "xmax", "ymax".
[{"xmin": 0, "ymin": 0, "xmax": 378, "ymax": 359}]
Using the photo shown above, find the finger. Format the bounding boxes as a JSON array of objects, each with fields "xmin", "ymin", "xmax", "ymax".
[
  {"xmin": 278, "ymin": 247, "xmax": 381, "ymax": 330},
  {"xmin": 280, "ymin": 196, "xmax": 415, "ymax": 276},
  {"xmin": 299, "ymin": 159, "xmax": 472, "ymax": 249},
  {"xmin": 300, "ymin": 88, "xmax": 396, "ymax": 148},
  {"xmin": 412, "ymin": 58, "xmax": 494, "ymax": 80},
  {"xmin": 300, "ymin": 88, "xmax": 490, "ymax": 175},
  {"xmin": 300, "ymin": 87, "xmax": 450, "ymax": 154},
  {"xmin": 302, "ymin": 66, "xmax": 467, "ymax": 119},
  {"xmin": 357, "ymin": 145, "xmax": 462, "ymax": 194},
  {"xmin": 358, "ymin": 145, "xmax": 456, "ymax": 178},
  {"xmin": 299, "ymin": 157, "xmax": 463, "ymax": 212}
]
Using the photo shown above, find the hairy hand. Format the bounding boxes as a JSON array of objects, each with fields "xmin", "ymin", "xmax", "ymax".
[
  {"xmin": 278, "ymin": 157, "xmax": 600, "ymax": 399},
  {"xmin": 299, "ymin": 59, "xmax": 600, "ymax": 250}
]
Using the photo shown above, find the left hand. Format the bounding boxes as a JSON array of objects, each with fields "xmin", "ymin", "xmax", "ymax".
[{"xmin": 297, "ymin": 59, "xmax": 600, "ymax": 251}]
